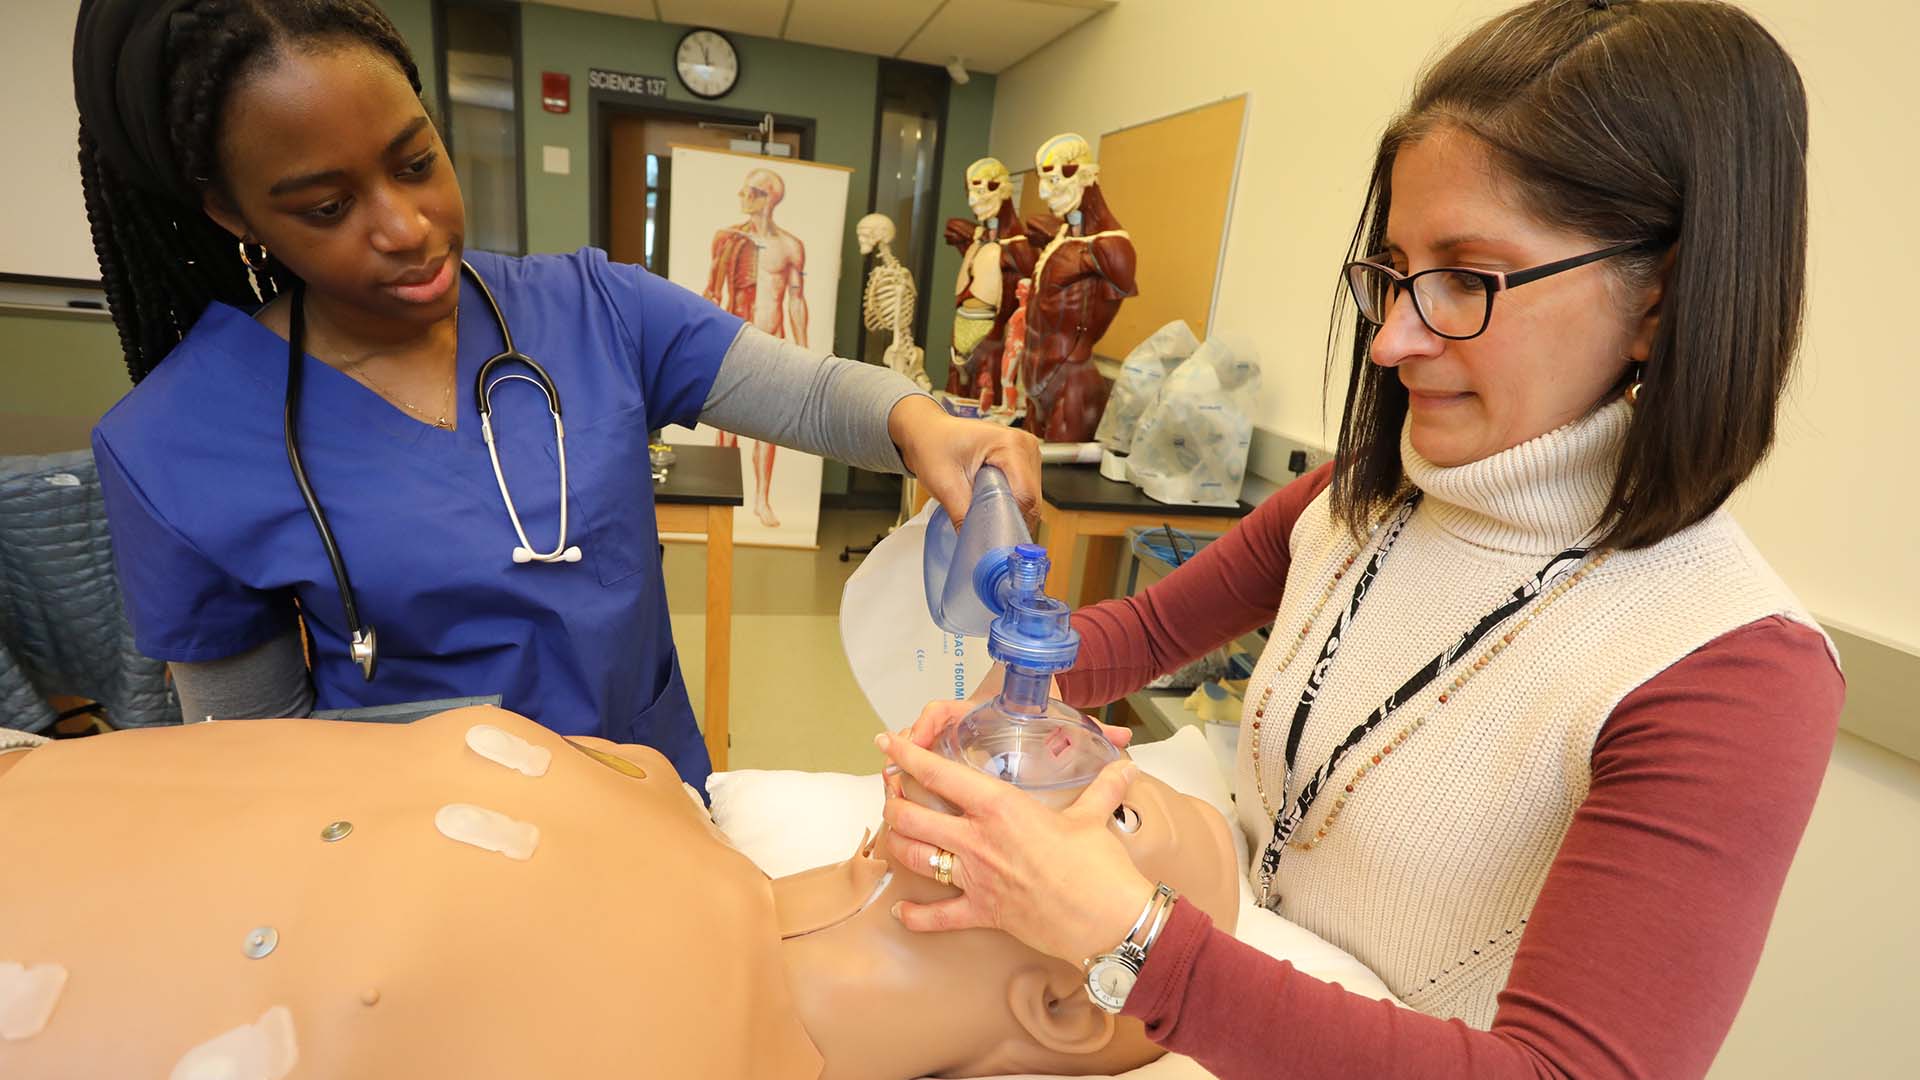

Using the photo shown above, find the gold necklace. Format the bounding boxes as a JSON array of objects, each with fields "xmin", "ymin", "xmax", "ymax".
[
  {"xmin": 314, "ymin": 297, "xmax": 464, "ymax": 428},
  {"xmin": 1247, "ymin": 517, "xmax": 1613, "ymax": 853},
  {"xmin": 346, "ymin": 359, "xmax": 454, "ymax": 428}
]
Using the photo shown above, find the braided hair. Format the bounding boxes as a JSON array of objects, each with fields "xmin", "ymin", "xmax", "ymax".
[{"xmin": 73, "ymin": 0, "xmax": 421, "ymax": 383}]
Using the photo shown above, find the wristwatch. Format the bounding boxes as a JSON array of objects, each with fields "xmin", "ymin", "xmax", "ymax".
[{"xmin": 1083, "ymin": 883, "xmax": 1178, "ymax": 1013}]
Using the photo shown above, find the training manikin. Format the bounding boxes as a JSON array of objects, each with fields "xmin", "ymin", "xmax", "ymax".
[
  {"xmin": 858, "ymin": 213, "xmax": 931, "ymax": 392},
  {"xmin": 0, "ymin": 707, "xmax": 1238, "ymax": 1080},
  {"xmin": 942, "ymin": 158, "xmax": 1035, "ymax": 408},
  {"xmin": 1018, "ymin": 134, "xmax": 1137, "ymax": 442},
  {"xmin": 705, "ymin": 166, "xmax": 807, "ymax": 527}
]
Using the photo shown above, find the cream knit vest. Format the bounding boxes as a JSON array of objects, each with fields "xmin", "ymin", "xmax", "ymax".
[{"xmin": 1232, "ymin": 400, "xmax": 1832, "ymax": 1028}]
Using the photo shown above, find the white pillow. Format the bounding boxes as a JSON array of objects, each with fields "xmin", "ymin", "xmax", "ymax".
[{"xmin": 705, "ymin": 767, "xmax": 884, "ymax": 880}]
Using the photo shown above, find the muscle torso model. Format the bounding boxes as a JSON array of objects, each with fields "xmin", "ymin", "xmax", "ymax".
[
  {"xmin": 0, "ymin": 708, "xmax": 1238, "ymax": 1080},
  {"xmin": 943, "ymin": 158, "xmax": 1034, "ymax": 407},
  {"xmin": 857, "ymin": 214, "xmax": 930, "ymax": 391},
  {"xmin": 704, "ymin": 167, "xmax": 806, "ymax": 527},
  {"xmin": 1019, "ymin": 134, "xmax": 1137, "ymax": 443}
]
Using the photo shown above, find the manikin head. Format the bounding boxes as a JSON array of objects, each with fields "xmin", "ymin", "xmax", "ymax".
[
  {"xmin": 739, "ymin": 167, "xmax": 786, "ymax": 215},
  {"xmin": 779, "ymin": 771, "xmax": 1241, "ymax": 1079},
  {"xmin": 965, "ymin": 157, "xmax": 1012, "ymax": 221},
  {"xmin": 856, "ymin": 212, "xmax": 896, "ymax": 256},
  {"xmin": 1034, "ymin": 134, "xmax": 1099, "ymax": 217}
]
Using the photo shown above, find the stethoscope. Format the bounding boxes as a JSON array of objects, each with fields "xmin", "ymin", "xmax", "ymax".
[{"xmin": 285, "ymin": 260, "xmax": 580, "ymax": 681}]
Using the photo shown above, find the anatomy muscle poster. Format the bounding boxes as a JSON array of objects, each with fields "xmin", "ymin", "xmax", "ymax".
[{"xmin": 663, "ymin": 145, "xmax": 850, "ymax": 548}]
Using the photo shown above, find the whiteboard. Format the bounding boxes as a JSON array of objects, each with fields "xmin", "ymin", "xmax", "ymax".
[{"xmin": 3, "ymin": 0, "xmax": 103, "ymax": 283}]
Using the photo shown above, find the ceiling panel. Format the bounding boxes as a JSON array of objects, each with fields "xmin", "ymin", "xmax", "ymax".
[
  {"xmin": 654, "ymin": 0, "xmax": 788, "ymax": 39},
  {"xmin": 535, "ymin": 0, "xmax": 661, "ymax": 22},
  {"xmin": 897, "ymin": 0, "xmax": 1107, "ymax": 73},
  {"xmin": 528, "ymin": 0, "xmax": 1115, "ymax": 76},
  {"xmin": 784, "ymin": 0, "xmax": 941, "ymax": 58}
]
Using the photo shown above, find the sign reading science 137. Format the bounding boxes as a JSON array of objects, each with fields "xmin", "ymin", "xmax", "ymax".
[{"xmin": 588, "ymin": 68, "xmax": 668, "ymax": 98}]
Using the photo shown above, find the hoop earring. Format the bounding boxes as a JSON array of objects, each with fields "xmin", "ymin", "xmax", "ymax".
[
  {"xmin": 240, "ymin": 241, "xmax": 270, "ymax": 272},
  {"xmin": 1625, "ymin": 362, "xmax": 1646, "ymax": 407}
]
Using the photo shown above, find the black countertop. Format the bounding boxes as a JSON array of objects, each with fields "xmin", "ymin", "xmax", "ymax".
[{"xmin": 653, "ymin": 444, "xmax": 743, "ymax": 506}]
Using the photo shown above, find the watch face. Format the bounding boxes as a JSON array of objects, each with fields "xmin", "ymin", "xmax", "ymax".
[
  {"xmin": 1086, "ymin": 956, "xmax": 1138, "ymax": 1012},
  {"xmin": 676, "ymin": 29, "xmax": 738, "ymax": 99}
]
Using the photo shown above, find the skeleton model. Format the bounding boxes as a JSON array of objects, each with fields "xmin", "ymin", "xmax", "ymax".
[{"xmin": 857, "ymin": 213, "xmax": 930, "ymax": 391}]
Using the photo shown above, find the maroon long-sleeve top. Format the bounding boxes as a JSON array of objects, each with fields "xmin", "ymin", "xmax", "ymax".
[{"xmin": 1057, "ymin": 466, "xmax": 1843, "ymax": 1080}]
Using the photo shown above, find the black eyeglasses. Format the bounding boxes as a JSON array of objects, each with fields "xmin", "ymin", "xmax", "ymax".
[{"xmin": 1342, "ymin": 240, "xmax": 1640, "ymax": 340}]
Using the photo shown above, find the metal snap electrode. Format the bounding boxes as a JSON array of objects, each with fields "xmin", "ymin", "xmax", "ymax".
[{"xmin": 243, "ymin": 927, "xmax": 279, "ymax": 959}]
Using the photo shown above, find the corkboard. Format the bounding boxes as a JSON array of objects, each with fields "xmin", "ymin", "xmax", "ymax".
[{"xmin": 1007, "ymin": 95, "xmax": 1248, "ymax": 362}]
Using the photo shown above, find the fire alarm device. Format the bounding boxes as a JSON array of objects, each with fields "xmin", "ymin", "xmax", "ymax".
[{"xmin": 542, "ymin": 72, "xmax": 570, "ymax": 114}]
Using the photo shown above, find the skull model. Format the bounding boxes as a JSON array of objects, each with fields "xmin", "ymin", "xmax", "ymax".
[
  {"xmin": 965, "ymin": 157, "xmax": 1011, "ymax": 222},
  {"xmin": 1034, "ymin": 133, "xmax": 1099, "ymax": 218},
  {"xmin": 856, "ymin": 212, "xmax": 895, "ymax": 256}
]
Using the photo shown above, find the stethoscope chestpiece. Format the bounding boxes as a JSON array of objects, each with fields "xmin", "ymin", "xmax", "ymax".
[{"xmin": 349, "ymin": 626, "xmax": 378, "ymax": 681}]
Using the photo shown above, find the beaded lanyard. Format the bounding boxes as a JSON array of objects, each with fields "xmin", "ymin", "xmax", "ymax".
[{"xmin": 1252, "ymin": 493, "xmax": 1602, "ymax": 906}]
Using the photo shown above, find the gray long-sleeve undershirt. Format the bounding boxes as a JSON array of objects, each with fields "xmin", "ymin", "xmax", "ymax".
[
  {"xmin": 169, "ymin": 331, "xmax": 931, "ymax": 723},
  {"xmin": 702, "ymin": 324, "xmax": 926, "ymax": 473}
]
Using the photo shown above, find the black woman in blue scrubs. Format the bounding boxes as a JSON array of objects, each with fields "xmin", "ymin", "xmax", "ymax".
[{"xmin": 71, "ymin": 0, "xmax": 1040, "ymax": 790}]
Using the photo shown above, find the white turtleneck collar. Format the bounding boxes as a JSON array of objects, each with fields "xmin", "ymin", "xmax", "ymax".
[{"xmin": 1399, "ymin": 399, "xmax": 1631, "ymax": 555}]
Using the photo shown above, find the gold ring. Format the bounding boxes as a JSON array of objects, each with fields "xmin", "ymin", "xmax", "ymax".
[{"xmin": 931, "ymin": 847, "xmax": 956, "ymax": 887}]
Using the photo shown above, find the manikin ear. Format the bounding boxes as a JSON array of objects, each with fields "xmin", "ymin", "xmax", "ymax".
[
  {"xmin": 1006, "ymin": 965, "xmax": 1116, "ymax": 1056},
  {"xmin": 1626, "ymin": 246, "xmax": 1676, "ymax": 364}
]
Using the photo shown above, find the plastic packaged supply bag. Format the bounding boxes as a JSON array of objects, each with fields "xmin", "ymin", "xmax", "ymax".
[
  {"xmin": 1095, "ymin": 319, "xmax": 1200, "ymax": 456},
  {"xmin": 1126, "ymin": 334, "xmax": 1262, "ymax": 508},
  {"xmin": 840, "ymin": 505, "xmax": 996, "ymax": 730}
]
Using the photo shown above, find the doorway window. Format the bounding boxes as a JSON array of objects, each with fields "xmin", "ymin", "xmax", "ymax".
[{"xmin": 442, "ymin": 0, "xmax": 523, "ymax": 255}]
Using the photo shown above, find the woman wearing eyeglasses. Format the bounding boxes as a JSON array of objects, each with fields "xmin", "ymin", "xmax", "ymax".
[{"xmin": 877, "ymin": 1, "xmax": 1842, "ymax": 1077}]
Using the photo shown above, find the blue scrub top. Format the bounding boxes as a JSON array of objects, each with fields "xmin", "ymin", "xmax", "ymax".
[{"xmin": 91, "ymin": 248, "xmax": 743, "ymax": 790}]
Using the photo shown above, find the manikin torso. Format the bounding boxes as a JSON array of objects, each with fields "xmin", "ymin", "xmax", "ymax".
[
  {"xmin": 0, "ymin": 708, "xmax": 1238, "ymax": 1080},
  {"xmin": 0, "ymin": 708, "xmax": 818, "ymax": 1079}
]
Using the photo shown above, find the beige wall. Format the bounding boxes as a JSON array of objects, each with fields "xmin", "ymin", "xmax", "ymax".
[
  {"xmin": 990, "ymin": 2, "xmax": 1919, "ymax": 1076},
  {"xmin": 990, "ymin": 0, "xmax": 1918, "ymax": 654},
  {"xmin": 1723, "ymin": 732, "xmax": 1920, "ymax": 1078}
]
